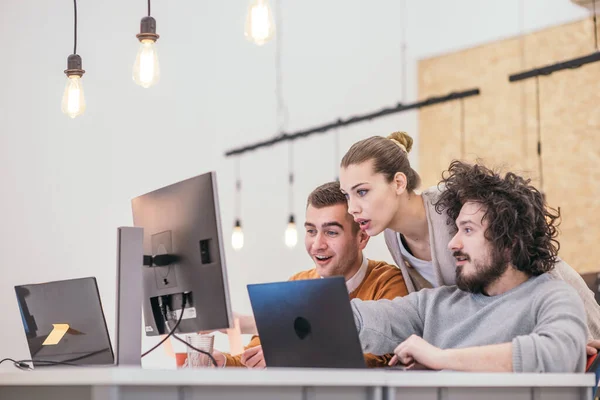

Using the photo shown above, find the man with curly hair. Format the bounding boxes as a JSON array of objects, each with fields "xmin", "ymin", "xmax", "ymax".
[{"xmin": 350, "ymin": 161, "xmax": 587, "ymax": 373}]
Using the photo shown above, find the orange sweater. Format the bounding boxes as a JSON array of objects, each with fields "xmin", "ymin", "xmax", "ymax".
[{"xmin": 224, "ymin": 259, "xmax": 408, "ymax": 367}]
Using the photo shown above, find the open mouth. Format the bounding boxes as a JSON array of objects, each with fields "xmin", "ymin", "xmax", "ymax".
[
  {"xmin": 355, "ymin": 219, "xmax": 371, "ymax": 230},
  {"xmin": 314, "ymin": 255, "xmax": 333, "ymax": 263},
  {"xmin": 453, "ymin": 253, "xmax": 470, "ymax": 265}
]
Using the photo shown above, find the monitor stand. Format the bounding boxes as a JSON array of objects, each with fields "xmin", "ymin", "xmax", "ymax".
[{"xmin": 115, "ymin": 227, "xmax": 144, "ymax": 366}]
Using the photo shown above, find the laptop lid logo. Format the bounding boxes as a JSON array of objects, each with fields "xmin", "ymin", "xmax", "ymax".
[
  {"xmin": 42, "ymin": 324, "xmax": 83, "ymax": 346},
  {"xmin": 293, "ymin": 317, "xmax": 312, "ymax": 340}
]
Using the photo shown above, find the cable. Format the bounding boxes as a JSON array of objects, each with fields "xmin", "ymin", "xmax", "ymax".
[
  {"xmin": 593, "ymin": 0, "xmax": 598, "ymax": 52},
  {"xmin": 518, "ymin": 0, "xmax": 528, "ymax": 158},
  {"xmin": 73, "ymin": 0, "xmax": 78, "ymax": 54},
  {"xmin": 148, "ymin": 0, "xmax": 151, "ymax": 17},
  {"xmin": 0, "ymin": 358, "xmax": 30, "ymax": 370},
  {"xmin": 333, "ymin": 128, "xmax": 340, "ymax": 181},
  {"xmin": 400, "ymin": 0, "xmax": 407, "ymax": 103},
  {"xmin": 1, "ymin": 358, "xmax": 76, "ymax": 371},
  {"xmin": 141, "ymin": 295, "xmax": 187, "ymax": 358},
  {"xmin": 274, "ymin": 0, "xmax": 289, "ymax": 134},
  {"xmin": 235, "ymin": 158, "xmax": 241, "ymax": 221},
  {"xmin": 459, "ymin": 98, "xmax": 465, "ymax": 160},
  {"xmin": 2, "ymin": 347, "xmax": 112, "ymax": 371},
  {"xmin": 46, "ymin": 348, "xmax": 112, "ymax": 364},
  {"xmin": 172, "ymin": 334, "xmax": 218, "ymax": 367},
  {"xmin": 18, "ymin": 359, "xmax": 78, "ymax": 367},
  {"xmin": 534, "ymin": 75, "xmax": 544, "ymax": 195},
  {"xmin": 288, "ymin": 142, "xmax": 294, "ymax": 216},
  {"xmin": 161, "ymin": 296, "xmax": 218, "ymax": 367}
]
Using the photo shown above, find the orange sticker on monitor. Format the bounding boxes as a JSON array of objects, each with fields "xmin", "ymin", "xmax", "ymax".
[{"xmin": 42, "ymin": 324, "xmax": 71, "ymax": 346}]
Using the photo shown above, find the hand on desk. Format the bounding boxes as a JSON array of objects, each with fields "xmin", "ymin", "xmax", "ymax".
[
  {"xmin": 241, "ymin": 345, "xmax": 266, "ymax": 369},
  {"xmin": 389, "ymin": 335, "xmax": 441, "ymax": 370},
  {"xmin": 211, "ymin": 350, "xmax": 227, "ymax": 367}
]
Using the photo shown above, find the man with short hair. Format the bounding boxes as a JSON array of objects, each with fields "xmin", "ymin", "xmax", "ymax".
[
  {"xmin": 217, "ymin": 181, "xmax": 409, "ymax": 368},
  {"xmin": 351, "ymin": 161, "xmax": 587, "ymax": 372}
]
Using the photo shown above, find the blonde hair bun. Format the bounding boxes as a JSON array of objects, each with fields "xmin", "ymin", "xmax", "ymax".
[{"xmin": 386, "ymin": 131, "xmax": 414, "ymax": 154}]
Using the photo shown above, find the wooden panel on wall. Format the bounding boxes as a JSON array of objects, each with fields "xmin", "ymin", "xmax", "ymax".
[{"xmin": 418, "ymin": 18, "xmax": 600, "ymax": 273}]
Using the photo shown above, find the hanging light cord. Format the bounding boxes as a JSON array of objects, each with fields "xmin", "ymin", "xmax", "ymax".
[
  {"xmin": 148, "ymin": 0, "xmax": 151, "ymax": 17},
  {"xmin": 400, "ymin": 0, "xmax": 407, "ymax": 102},
  {"xmin": 275, "ymin": 0, "xmax": 293, "ymax": 215},
  {"xmin": 275, "ymin": 0, "xmax": 289, "ymax": 134},
  {"xmin": 519, "ymin": 0, "xmax": 528, "ymax": 158},
  {"xmin": 334, "ymin": 129, "xmax": 340, "ymax": 180},
  {"xmin": 73, "ymin": 0, "xmax": 78, "ymax": 54},
  {"xmin": 535, "ymin": 76, "xmax": 544, "ymax": 193},
  {"xmin": 460, "ymin": 99, "xmax": 465, "ymax": 160},
  {"xmin": 288, "ymin": 142, "xmax": 294, "ymax": 214},
  {"xmin": 593, "ymin": 0, "xmax": 598, "ymax": 52},
  {"xmin": 235, "ymin": 158, "xmax": 241, "ymax": 220}
]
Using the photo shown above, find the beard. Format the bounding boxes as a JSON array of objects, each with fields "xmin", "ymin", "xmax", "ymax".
[{"xmin": 455, "ymin": 249, "xmax": 509, "ymax": 294}]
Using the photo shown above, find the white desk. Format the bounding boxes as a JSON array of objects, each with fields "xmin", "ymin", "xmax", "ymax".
[{"xmin": 0, "ymin": 367, "xmax": 594, "ymax": 400}]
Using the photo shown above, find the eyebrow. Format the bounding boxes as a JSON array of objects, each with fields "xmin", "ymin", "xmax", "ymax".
[
  {"xmin": 304, "ymin": 222, "xmax": 344, "ymax": 230},
  {"xmin": 350, "ymin": 182, "xmax": 368, "ymax": 191},
  {"xmin": 322, "ymin": 222, "xmax": 344, "ymax": 230},
  {"xmin": 458, "ymin": 220, "xmax": 480, "ymax": 227}
]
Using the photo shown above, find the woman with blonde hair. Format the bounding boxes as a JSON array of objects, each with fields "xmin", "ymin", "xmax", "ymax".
[{"xmin": 339, "ymin": 131, "xmax": 600, "ymax": 347}]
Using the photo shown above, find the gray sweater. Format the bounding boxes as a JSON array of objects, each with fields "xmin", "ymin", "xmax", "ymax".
[
  {"xmin": 351, "ymin": 273, "xmax": 587, "ymax": 373},
  {"xmin": 384, "ymin": 186, "xmax": 600, "ymax": 340}
]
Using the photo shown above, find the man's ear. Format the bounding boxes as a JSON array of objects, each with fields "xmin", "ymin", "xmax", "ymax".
[
  {"xmin": 393, "ymin": 172, "xmax": 408, "ymax": 195},
  {"xmin": 504, "ymin": 246, "xmax": 514, "ymax": 264},
  {"xmin": 357, "ymin": 230, "xmax": 370, "ymax": 250}
]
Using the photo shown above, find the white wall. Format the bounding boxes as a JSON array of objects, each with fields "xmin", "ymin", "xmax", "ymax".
[{"xmin": 0, "ymin": 0, "xmax": 589, "ymax": 369}]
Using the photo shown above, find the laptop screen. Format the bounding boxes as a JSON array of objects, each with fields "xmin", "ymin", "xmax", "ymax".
[
  {"xmin": 14, "ymin": 277, "xmax": 114, "ymax": 367},
  {"xmin": 248, "ymin": 276, "xmax": 366, "ymax": 368}
]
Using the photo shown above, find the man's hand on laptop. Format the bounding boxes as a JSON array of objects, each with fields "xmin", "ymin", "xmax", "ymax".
[
  {"xmin": 240, "ymin": 345, "xmax": 266, "ymax": 369},
  {"xmin": 389, "ymin": 334, "xmax": 442, "ymax": 370},
  {"xmin": 587, "ymin": 339, "xmax": 600, "ymax": 356}
]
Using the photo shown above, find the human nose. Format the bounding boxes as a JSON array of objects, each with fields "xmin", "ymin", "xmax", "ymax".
[
  {"xmin": 312, "ymin": 232, "xmax": 328, "ymax": 251},
  {"xmin": 448, "ymin": 231, "xmax": 462, "ymax": 252},
  {"xmin": 347, "ymin": 197, "xmax": 360, "ymax": 216}
]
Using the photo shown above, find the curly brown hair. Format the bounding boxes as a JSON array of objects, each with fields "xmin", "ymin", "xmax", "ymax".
[{"xmin": 434, "ymin": 160, "xmax": 561, "ymax": 276}]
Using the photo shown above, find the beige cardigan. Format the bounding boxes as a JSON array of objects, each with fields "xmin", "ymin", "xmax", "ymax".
[{"xmin": 384, "ymin": 186, "xmax": 600, "ymax": 340}]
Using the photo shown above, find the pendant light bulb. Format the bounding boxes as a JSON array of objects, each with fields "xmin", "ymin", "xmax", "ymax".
[
  {"xmin": 133, "ymin": 16, "xmax": 160, "ymax": 88},
  {"xmin": 244, "ymin": 0, "xmax": 275, "ymax": 46},
  {"xmin": 62, "ymin": 54, "xmax": 86, "ymax": 119},
  {"xmin": 232, "ymin": 220, "xmax": 244, "ymax": 251},
  {"xmin": 284, "ymin": 214, "xmax": 297, "ymax": 249}
]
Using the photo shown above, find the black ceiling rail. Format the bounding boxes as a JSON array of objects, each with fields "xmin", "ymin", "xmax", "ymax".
[
  {"xmin": 224, "ymin": 88, "xmax": 481, "ymax": 157},
  {"xmin": 508, "ymin": 52, "xmax": 600, "ymax": 83}
]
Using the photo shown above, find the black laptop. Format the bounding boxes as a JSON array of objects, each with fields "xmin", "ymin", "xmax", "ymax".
[
  {"xmin": 247, "ymin": 276, "xmax": 366, "ymax": 368},
  {"xmin": 15, "ymin": 277, "xmax": 114, "ymax": 367}
]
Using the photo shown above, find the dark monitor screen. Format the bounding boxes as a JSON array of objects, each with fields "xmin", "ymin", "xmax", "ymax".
[
  {"xmin": 132, "ymin": 171, "xmax": 233, "ymax": 336},
  {"xmin": 14, "ymin": 277, "xmax": 114, "ymax": 367}
]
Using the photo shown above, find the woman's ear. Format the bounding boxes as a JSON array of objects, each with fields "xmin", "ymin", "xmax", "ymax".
[{"xmin": 393, "ymin": 172, "xmax": 408, "ymax": 195}]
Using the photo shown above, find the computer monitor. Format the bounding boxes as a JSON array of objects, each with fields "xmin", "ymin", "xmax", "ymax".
[
  {"xmin": 14, "ymin": 277, "xmax": 114, "ymax": 367},
  {"xmin": 131, "ymin": 171, "xmax": 233, "ymax": 336}
]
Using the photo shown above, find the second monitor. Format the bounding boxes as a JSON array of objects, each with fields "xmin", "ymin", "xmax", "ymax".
[{"xmin": 132, "ymin": 171, "xmax": 233, "ymax": 336}]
